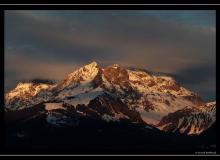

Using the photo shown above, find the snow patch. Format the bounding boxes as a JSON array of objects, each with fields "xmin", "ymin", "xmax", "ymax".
[
  {"xmin": 102, "ymin": 114, "xmax": 118, "ymax": 122},
  {"xmin": 46, "ymin": 114, "xmax": 75, "ymax": 126},
  {"xmin": 145, "ymin": 125, "xmax": 153, "ymax": 129},
  {"xmin": 64, "ymin": 88, "xmax": 104, "ymax": 107},
  {"xmin": 177, "ymin": 118, "xmax": 184, "ymax": 128},
  {"xmin": 157, "ymin": 122, "xmax": 172, "ymax": 130},
  {"xmin": 46, "ymin": 115, "xmax": 61, "ymax": 126},
  {"xmin": 45, "ymin": 103, "xmax": 64, "ymax": 111}
]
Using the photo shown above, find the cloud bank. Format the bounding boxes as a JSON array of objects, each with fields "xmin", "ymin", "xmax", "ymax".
[{"xmin": 5, "ymin": 10, "xmax": 216, "ymax": 101}]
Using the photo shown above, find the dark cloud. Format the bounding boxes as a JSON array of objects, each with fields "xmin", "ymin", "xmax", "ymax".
[
  {"xmin": 4, "ymin": 10, "xmax": 216, "ymax": 101},
  {"xmin": 173, "ymin": 64, "xmax": 216, "ymax": 85},
  {"xmin": 171, "ymin": 64, "xmax": 216, "ymax": 101}
]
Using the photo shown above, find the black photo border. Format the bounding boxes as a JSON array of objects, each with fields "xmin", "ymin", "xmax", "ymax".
[{"xmin": 0, "ymin": 4, "xmax": 219, "ymax": 157}]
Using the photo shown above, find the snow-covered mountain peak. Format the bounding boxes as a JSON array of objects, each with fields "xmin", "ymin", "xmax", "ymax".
[
  {"xmin": 110, "ymin": 63, "xmax": 121, "ymax": 68},
  {"xmin": 5, "ymin": 82, "xmax": 53, "ymax": 110},
  {"xmin": 6, "ymin": 82, "xmax": 51, "ymax": 98},
  {"xmin": 14, "ymin": 82, "xmax": 33, "ymax": 90},
  {"xmin": 68, "ymin": 61, "xmax": 99, "ymax": 78},
  {"xmin": 86, "ymin": 61, "xmax": 99, "ymax": 68},
  {"xmin": 5, "ymin": 62, "xmax": 215, "ymax": 135},
  {"xmin": 199, "ymin": 101, "xmax": 216, "ymax": 117},
  {"xmin": 59, "ymin": 61, "xmax": 101, "ymax": 89}
]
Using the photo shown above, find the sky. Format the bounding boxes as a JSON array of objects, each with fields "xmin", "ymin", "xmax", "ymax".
[{"xmin": 4, "ymin": 10, "xmax": 216, "ymax": 101}]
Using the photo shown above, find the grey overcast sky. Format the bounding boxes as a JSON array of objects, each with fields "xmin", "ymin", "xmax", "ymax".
[{"xmin": 5, "ymin": 10, "xmax": 216, "ymax": 101}]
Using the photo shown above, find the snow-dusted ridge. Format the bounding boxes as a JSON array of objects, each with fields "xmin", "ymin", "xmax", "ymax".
[
  {"xmin": 5, "ymin": 82, "xmax": 55, "ymax": 110},
  {"xmin": 5, "ymin": 61, "xmax": 215, "ymax": 135}
]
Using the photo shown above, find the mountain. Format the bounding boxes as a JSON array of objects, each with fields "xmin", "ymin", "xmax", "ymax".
[
  {"xmin": 156, "ymin": 102, "xmax": 216, "ymax": 135},
  {"xmin": 5, "ymin": 61, "xmax": 216, "ymax": 138}
]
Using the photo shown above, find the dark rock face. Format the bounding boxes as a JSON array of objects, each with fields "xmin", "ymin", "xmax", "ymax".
[
  {"xmin": 161, "ymin": 83, "xmax": 180, "ymax": 92},
  {"xmin": 30, "ymin": 79, "xmax": 56, "ymax": 85},
  {"xmin": 103, "ymin": 64, "xmax": 131, "ymax": 89},
  {"xmin": 91, "ymin": 69, "xmax": 103, "ymax": 88},
  {"xmin": 88, "ymin": 94, "xmax": 144, "ymax": 123}
]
